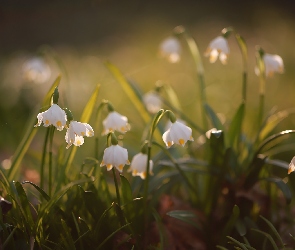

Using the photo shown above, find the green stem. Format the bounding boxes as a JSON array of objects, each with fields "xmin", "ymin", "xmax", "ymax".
[
  {"xmin": 242, "ymin": 71, "xmax": 247, "ymax": 102},
  {"xmin": 40, "ymin": 128, "xmax": 50, "ymax": 190},
  {"xmin": 112, "ymin": 168, "xmax": 121, "ymax": 207},
  {"xmin": 152, "ymin": 141, "xmax": 198, "ymax": 199},
  {"xmin": 174, "ymin": 26, "xmax": 207, "ymax": 130},
  {"xmin": 48, "ymin": 126, "xmax": 55, "ymax": 197},
  {"xmin": 258, "ymin": 93, "xmax": 265, "ymax": 129},
  {"xmin": 106, "ymin": 132, "xmax": 121, "ymax": 207}
]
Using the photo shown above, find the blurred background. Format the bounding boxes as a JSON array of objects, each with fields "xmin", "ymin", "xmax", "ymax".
[{"xmin": 1, "ymin": 0, "xmax": 295, "ymax": 178}]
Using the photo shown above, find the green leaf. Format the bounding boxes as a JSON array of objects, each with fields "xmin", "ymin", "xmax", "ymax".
[
  {"xmin": 235, "ymin": 218, "xmax": 247, "ymax": 237},
  {"xmin": 96, "ymin": 222, "xmax": 131, "ymax": 250},
  {"xmin": 105, "ymin": 62, "xmax": 150, "ymax": 124},
  {"xmin": 61, "ymin": 219, "xmax": 76, "ymax": 249},
  {"xmin": 244, "ymin": 155, "xmax": 267, "ymax": 190},
  {"xmin": 209, "ymin": 130, "xmax": 225, "ymax": 169},
  {"xmin": 14, "ymin": 181, "xmax": 35, "ymax": 234},
  {"xmin": 256, "ymin": 130, "xmax": 295, "ymax": 155},
  {"xmin": 23, "ymin": 181, "xmax": 50, "ymax": 201},
  {"xmin": 164, "ymin": 84, "xmax": 182, "ymax": 111},
  {"xmin": 166, "ymin": 210, "xmax": 201, "ymax": 230},
  {"xmin": 120, "ymin": 175, "xmax": 133, "ymax": 206},
  {"xmin": 259, "ymin": 110, "xmax": 289, "ymax": 141},
  {"xmin": 152, "ymin": 208, "xmax": 164, "ymax": 250},
  {"xmin": 228, "ymin": 103, "xmax": 245, "ymax": 147},
  {"xmin": 226, "ymin": 236, "xmax": 248, "ymax": 250},
  {"xmin": 105, "ymin": 62, "xmax": 163, "ymax": 142},
  {"xmin": 252, "ymin": 229, "xmax": 279, "ymax": 250},
  {"xmin": 263, "ymin": 178, "xmax": 292, "ymax": 204},
  {"xmin": 204, "ymin": 103, "xmax": 224, "ymax": 130},
  {"xmin": 7, "ymin": 75, "xmax": 61, "ymax": 180},
  {"xmin": 221, "ymin": 205, "xmax": 240, "ymax": 245},
  {"xmin": 65, "ymin": 84, "xmax": 100, "ymax": 174},
  {"xmin": 259, "ymin": 215, "xmax": 285, "ymax": 248}
]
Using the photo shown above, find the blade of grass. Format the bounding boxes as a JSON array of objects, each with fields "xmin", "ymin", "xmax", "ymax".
[
  {"xmin": 64, "ymin": 84, "xmax": 100, "ymax": 175},
  {"xmin": 8, "ymin": 75, "xmax": 61, "ymax": 180},
  {"xmin": 259, "ymin": 215, "xmax": 286, "ymax": 248},
  {"xmin": 252, "ymin": 228, "xmax": 279, "ymax": 250}
]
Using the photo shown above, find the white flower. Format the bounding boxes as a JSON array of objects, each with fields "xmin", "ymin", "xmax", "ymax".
[
  {"xmin": 255, "ymin": 53, "xmax": 284, "ymax": 77},
  {"xmin": 162, "ymin": 120, "xmax": 194, "ymax": 148},
  {"xmin": 159, "ymin": 37, "xmax": 181, "ymax": 63},
  {"xmin": 204, "ymin": 36, "xmax": 230, "ymax": 64},
  {"xmin": 100, "ymin": 145, "xmax": 130, "ymax": 172},
  {"xmin": 143, "ymin": 91, "xmax": 162, "ymax": 114},
  {"xmin": 35, "ymin": 104, "xmax": 67, "ymax": 131},
  {"xmin": 205, "ymin": 128, "xmax": 218, "ymax": 139},
  {"xmin": 22, "ymin": 57, "xmax": 51, "ymax": 84},
  {"xmin": 102, "ymin": 111, "xmax": 130, "ymax": 135},
  {"xmin": 65, "ymin": 121, "xmax": 94, "ymax": 149},
  {"xmin": 128, "ymin": 153, "xmax": 153, "ymax": 179},
  {"xmin": 288, "ymin": 156, "xmax": 295, "ymax": 174},
  {"xmin": 165, "ymin": 118, "xmax": 186, "ymax": 132}
]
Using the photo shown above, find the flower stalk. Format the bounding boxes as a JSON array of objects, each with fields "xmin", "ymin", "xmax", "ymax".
[{"xmin": 173, "ymin": 25, "xmax": 208, "ymax": 130}]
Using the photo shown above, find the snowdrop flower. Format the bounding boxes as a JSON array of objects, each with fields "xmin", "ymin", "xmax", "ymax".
[
  {"xmin": 143, "ymin": 91, "xmax": 162, "ymax": 114},
  {"xmin": 165, "ymin": 118, "xmax": 186, "ymax": 132},
  {"xmin": 22, "ymin": 57, "xmax": 51, "ymax": 84},
  {"xmin": 204, "ymin": 36, "xmax": 230, "ymax": 64},
  {"xmin": 65, "ymin": 121, "xmax": 94, "ymax": 149},
  {"xmin": 159, "ymin": 36, "xmax": 181, "ymax": 63},
  {"xmin": 100, "ymin": 145, "xmax": 130, "ymax": 172},
  {"xmin": 102, "ymin": 111, "xmax": 130, "ymax": 135},
  {"xmin": 255, "ymin": 53, "xmax": 284, "ymax": 77},
  {"xmin": 128, "ymin": 153, "xmax": 153, "ymax": 179},
  {"xmin": 288, "ymin": 156, "xmax": 295, "ymax": 174},
  {"xmin": 35, "ymin": 104, "xmax": 67, "ymax": 131},
  {"xmin": 205, "ymin": 128, "xmax": 218, "ymax": 139},
  {"xmin": 162, "ymin": 120, "xmax": 194, "ymax": 148}
]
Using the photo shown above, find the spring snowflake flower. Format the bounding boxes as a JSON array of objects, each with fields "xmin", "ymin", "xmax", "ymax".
[
  {"xmin": 102, "ymin": 111, "xmax": 130, "ymax": 135},
  {"xmin": 255, "ymin": 53, "xmax": 284, "ymax": 77},
  {"xmin": 143, "ymin": 91, "xmax": 162, "ymax": 114},
  {"xmin": 22, "ymin": 57, "xmax": 51, "ymax": 84},
  {"xmin": 288, "ymin": 156, "xmax": 295, "ymax": 174},
  {"xmin": 162, "ymin": 120, "xmax": 194, "ymax": 148},
  {"xmin": 128, "ymin": 153, "xmax": 153, "ymax": 179},
  {"xmin": 65, "ymin": 121, "xmax": 94, "ymax": 149},
  {"xmin": 204, "ymin": 36, "xmax": 230, "ymax": 64},
  {"xmin": 100, "ymin": 145, "xmax": 130, "ymax": 172},
  {"xmin": 35, "ymin": 104, "xmax": 67, "ymax": 131},
  {"xmin": 159, "ymin": 36, "xmax": 181, "ymax": 63}
]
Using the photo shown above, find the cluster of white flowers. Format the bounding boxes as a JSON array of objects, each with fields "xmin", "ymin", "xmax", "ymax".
[
  {"xmin": 159, "ymin": 31, "xmax": 284, "ymax": 77},
  {"xmin": 98, "ymin": 105, "xmax": 194, "ymax": 179},
  {"xmin": 205, "ymin": 35, "xmax": 284, "ymax": 77},
  {"xmin": 35, "ymin": 91, "xmax": 94, "ymax": 149}
]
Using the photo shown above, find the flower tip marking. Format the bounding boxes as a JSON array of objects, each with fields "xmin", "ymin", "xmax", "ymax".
[
  {"xmin": 179, "ymin": 139, "xmax": 185, "ymax": 146},
  {"xmin": 118, "ymin": 165, "xmax": 124, "ymax": 171},
  {"xmin": 107, "ymin": 164, "xmax": 113, "ymax": 171}
]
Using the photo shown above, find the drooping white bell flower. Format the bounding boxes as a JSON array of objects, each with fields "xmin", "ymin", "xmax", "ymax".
[
  {"xmin": 204, "ymin": 36, "xmax": 230, "ymax": 64},
  {"xmin": 35, "ymin": 104, "xmax": 67, "ymax": 131},
  {"xmin": 102, "ymin": 111, "xmax": 130, "ymax": 135},
  {"xmin": 65, "ymin": 121, "xmax": 94, "ymax": 149},
  {"xmin": 288, "ymin": 156, "xmax": 295, "ymax": 174},
  {"xmin": 162, "ymin": 120, "xmax": 194, "ymax": 148},
  {"xmin": 22, "ymin": 57, "xmax": 51, "ymax": 84},
  {"xmin": 143, "ymin": 91, "xmax": 162, "ymax": 114},
  {"xmin": 100, "ymin": 145, "xmax": 130, "ymax": 172},
  {"xmin": 255, "ymin": 53, "xmax": 284, "ymax": 77},
  {"xmin": 128, "ymin": 153, "xmax": 153, "ymax": 179},
  {"xmin": 159, "ymin": 36, "xmax": 181, "ymax": 63}
]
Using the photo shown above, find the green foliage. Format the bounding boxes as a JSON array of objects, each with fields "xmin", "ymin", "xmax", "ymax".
[{"xmin": 1, "ymin": 25, "xmax": 294, "ymax": 250}]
